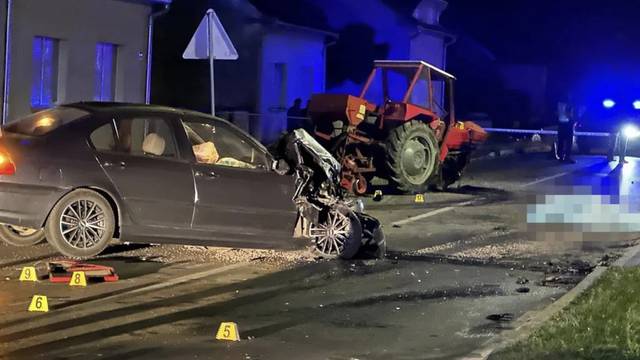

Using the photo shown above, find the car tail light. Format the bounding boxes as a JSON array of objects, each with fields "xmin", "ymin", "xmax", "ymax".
[{"xmin": 0, "ymin": 150, "xmax": 15, "ymax": 175}]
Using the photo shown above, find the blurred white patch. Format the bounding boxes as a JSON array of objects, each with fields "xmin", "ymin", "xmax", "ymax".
[{"xmin": 527, "ymin": 194, "xmax": 640, "ymax": 232}]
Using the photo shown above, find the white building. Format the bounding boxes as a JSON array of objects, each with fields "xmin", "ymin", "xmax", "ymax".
[{"xmin": 0, "ymin": 0, "xmax": 171, "ymax": 123}]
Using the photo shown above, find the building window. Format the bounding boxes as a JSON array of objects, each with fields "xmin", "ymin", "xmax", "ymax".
[
  {"xmin": 31, "ymin": 36, "xmax": 59, "ymax": 109},
  {"xmin": 95, "ymin": 42, "xmax": 117, "ymax": 102}
]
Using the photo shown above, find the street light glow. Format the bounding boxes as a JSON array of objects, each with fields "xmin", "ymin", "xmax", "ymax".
[
  {"xmin": 603, "ymin": 99, "xmax": 616, "ymax": 108},
  {"xmin": 633, "ymin": 100, "xmax": 640, "ymax": 110}
]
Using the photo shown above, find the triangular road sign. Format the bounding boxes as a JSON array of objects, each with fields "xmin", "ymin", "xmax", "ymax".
[{"xmin": 183, "ymin": 9, "xmax": 238, "ymax": 60}]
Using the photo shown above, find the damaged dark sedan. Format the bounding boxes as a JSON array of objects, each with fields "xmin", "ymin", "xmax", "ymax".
[{"xmin": 0, "ymin": 103, "xmax": 384, "ymax": 259}]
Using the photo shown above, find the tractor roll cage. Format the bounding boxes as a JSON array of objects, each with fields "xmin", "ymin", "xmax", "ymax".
[{"xmin": 360, "ymin": 60, "xmax": 456, "ymax": 126}]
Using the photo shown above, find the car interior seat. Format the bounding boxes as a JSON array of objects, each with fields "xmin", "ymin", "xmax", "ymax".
[{"xmin": 142, "ymin": 133, "xmax": 166, "ymax": 156}]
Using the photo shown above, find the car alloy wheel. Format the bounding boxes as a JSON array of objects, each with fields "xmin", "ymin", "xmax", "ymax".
[
  {"xmin": 45, "ymin": 189, "xmax": 115, "ymax": 259},
  {"xmin": 59, "ymin": 199, "xmax": 107, "ymax": 249},
  {"xmin": 310, "ymin": 205, "xmax": 362, "ymax": 259},
  {"xmin": 310, "ymin": 209, "xmax": 351, "ymax": 255}
]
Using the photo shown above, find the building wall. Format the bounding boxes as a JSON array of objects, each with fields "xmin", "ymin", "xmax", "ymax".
[
  {"xmin": 4, "ymin": 0, "xmax": 151, "ymax": 122},
  {"xmin": 313, "ymin": 0, "xmax": 412, "ymax": 96},
  {"xmin": 257, "ymin": 29, "xmax": 326, "ymax": 143},
  {"xmin": 410, "ymin": 0, "xmax": 449, "ymax": 112},
  {"xmin": 311, "ymin": 0, "xmax": 412, "ymax": 60},
  {"xmin": 410, "ymin": 32, "xmax": 446, "ymax": 110}
]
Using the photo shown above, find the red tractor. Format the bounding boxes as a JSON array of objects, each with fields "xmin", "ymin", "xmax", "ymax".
[{"xmin": 308, "ymin": 60, "xmax": 488, "ymax": 194}]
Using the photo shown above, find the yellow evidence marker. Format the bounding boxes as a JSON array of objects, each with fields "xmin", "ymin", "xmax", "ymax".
[
  {"xmin": 414, "ymin": 193, "xmax": 425, "ymax": 203},
  {"xmin": 19, "ymin": 266, "xmax": 38, "ymax": 282},
  {"xmin": 215, "ymin": 322, "xmax": 240, "ymax": 341},
  {"xmin": 28, "ymin": 295, "xmax": 49, "ymax": 312},
  {"xmin": 69, "ymin": 271, "xmax": 87, "ymax": 287}
]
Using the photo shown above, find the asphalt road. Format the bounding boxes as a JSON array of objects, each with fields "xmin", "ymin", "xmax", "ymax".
[{"xmin": 0, "ymin": 153, "xmax": 638, "ymax": 359}]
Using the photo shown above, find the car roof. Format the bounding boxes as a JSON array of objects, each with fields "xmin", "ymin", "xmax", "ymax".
[
  {"xmin": 61, "ymin": 102, "xmax": 228, "ymax": 120},
  {"xmin": 63, "ymin": 102, "xmax": 184, "ymax": 114}
]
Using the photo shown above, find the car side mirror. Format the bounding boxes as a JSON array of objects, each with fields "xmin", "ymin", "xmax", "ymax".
[{"xmin": 272, "ymin": 159, "xmax": 291, "ymax": 175}]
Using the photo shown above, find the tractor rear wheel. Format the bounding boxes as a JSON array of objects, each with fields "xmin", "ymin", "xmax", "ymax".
[{"xmin": 386, "ymin": 121, "xmax": 439, "ymax": 194}]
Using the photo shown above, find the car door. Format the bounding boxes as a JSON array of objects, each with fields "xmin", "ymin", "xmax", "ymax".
[
  {"xmin": 90, "ymin": 111, "xmax": 195, "ymax": 238},
  {"xmin": 180, "ymin": 115, "xmax": 297, "ymax": 247}
]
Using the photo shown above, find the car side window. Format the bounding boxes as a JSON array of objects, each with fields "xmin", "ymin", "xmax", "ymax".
[
  {"xmin": 113, "ymin": 117, "xmax": 178, "ymax": 159},
  {"xmin": 183, "ymin": 117, "xmax": 269, "ymax": 170},
  {"xmin": 90, "ymin": 122, "xmax": 116, "ymax": 151}
]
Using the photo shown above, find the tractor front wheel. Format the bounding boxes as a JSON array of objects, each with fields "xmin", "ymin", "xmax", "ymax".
[{"xmin": 386, "ymin": 121, "xmax": 439, "ymax": 194}]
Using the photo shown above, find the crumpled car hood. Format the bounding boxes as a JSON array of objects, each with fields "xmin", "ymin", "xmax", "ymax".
[{"xmin": 274, "ymin": 129, "xmax": 342, "ymax": 186}]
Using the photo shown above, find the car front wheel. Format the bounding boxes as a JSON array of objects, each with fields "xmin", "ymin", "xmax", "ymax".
[
  {"xmin": 0, "ymin": 225, "xmax": 45, "ymax": 247},
  {"xmin": 45, "ymin": 189, "xmax": 115, "ymax": 259},
  {"xmin": 310, "ymin": 205, "xmax": 362, "ymax": 259}
]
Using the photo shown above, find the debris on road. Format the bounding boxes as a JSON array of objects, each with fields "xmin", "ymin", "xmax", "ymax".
[
  {"xmin": 486, "ymin": 313, "xmax": 514, "ymax": 322},
  {"xmin": 541, "ymin": 274, "xmax": 584, "ymax": 286},
  {"xmin": 99, "ymin": 244, "xmax": 319, "ymax": 269},
  {"xmin": 597, "ymin": 254, "xmax": 612, "ymax": 266},
  {"xmin": 567, "ymin": 260, "xmax": 593, "ymax": 274},
  {"xmin": 48, "ymin": 260, "xmax": 119, "ymax": 283}
]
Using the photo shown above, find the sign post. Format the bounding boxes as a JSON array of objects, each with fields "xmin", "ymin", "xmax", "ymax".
[
  {"xmin": 183, "ymin": 9, "xmax": 238, "ymax": 115},
  {"xmin": 207, "ymin": 11, "xmax": 216, "ymax": 115}
]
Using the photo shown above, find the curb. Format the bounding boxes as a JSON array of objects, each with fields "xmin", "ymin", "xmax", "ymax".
[
  {"xmin": 462, "ymin": 243, "xmax": 640, "ymax": 360},
  {"xmin": 614, "ymin": 243, "xmax": 640, "ymax": 267}
]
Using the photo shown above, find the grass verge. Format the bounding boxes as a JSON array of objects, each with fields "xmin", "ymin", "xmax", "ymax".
[{"xmin": 492, "ymin": 267, "xmax": 640, "ymax": 360}]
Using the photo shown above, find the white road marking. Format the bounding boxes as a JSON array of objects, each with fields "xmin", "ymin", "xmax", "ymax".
[
  {"xmin": 122, "ymin": 261, "xmax": 251, "ymax": 297},
  {"xmin": 521, "ymin": 171, "xmax": 569, "ymax": 188},
  {"xmin": 391, "ymin": 169, "xmax": 573, "ymax": 227},
  {"xmin": 391, "ymin": 200, "xmax": 476, "ymax": 227}
]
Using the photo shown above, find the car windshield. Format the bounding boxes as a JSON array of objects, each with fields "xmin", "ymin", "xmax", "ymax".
[{"xmin": 2, "ymin": 107, "xmax": 89, "ymax": 136}]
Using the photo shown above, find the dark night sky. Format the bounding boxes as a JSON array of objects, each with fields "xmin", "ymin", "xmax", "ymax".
[
  {"xmin": 378, "ymin": 0, "xmax": 640, "ymax": 109},
  {"xmin": 442, "ymin": 1, "xmax": 640, "ymax": 73}
]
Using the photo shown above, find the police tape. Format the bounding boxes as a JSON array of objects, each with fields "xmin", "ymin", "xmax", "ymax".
[
  {"xmin": 216, "ymin": 111, "xmax": 612, "ymax": 138},
  {"xmin": 484, "ymin": 128, "xmax": 611, "ymax": 137}
]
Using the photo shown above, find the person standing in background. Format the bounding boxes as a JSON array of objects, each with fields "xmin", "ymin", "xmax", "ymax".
[
  {"xmin": 300, "ymin": 99, "xmax": 314, "ymax": 133},
  {"xmin": 557, "ymin": 101, "xmax": 576, "ymax": 164},
  {"xmin": 287, "ymin": 98, "xmax": 303, "ymax": 132},
  {"xmin": 607, "ymin": 123, "xmax": 629, "ymax": 164}
]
